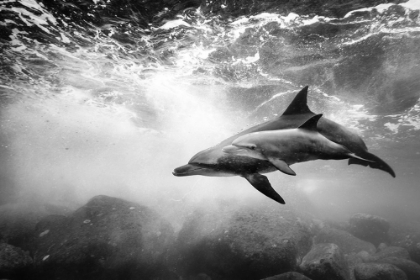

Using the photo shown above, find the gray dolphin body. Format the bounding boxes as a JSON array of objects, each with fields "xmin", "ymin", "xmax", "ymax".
[
  {"xmin": 173, "ymin": 86, "xmax": 395, "ymax": 204},
  {"xmin": 222, "ymin": 114, "xmax": 369, "ymax": 176}
]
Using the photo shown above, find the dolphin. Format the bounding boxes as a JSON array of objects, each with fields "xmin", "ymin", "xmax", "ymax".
[
  {"xmin": 222, "ymin": 114, "xmax": 370, "ymax": 177},
  {"xmin": 173, "ymin": 86, "xmax": 395, "ymax": 204}
]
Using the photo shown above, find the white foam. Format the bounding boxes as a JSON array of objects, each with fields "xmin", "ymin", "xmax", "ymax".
[
  {"xmin": 60, "ymin": 32, "xmax": 71, "ymax": 43},
  {"xmin": 401, "ymin": 0, "xmax": 420, "ymax": 10},
  {"xmin": 159, "ymin": 19, "xmax": 191, "ymax": 30},
  {"xmin": 384, "ymin": 122, "xmax": 400, "ymax": 133},
  {"xmin": 344, "ymin": 3, "xmax": 395, "ymax": 18}
]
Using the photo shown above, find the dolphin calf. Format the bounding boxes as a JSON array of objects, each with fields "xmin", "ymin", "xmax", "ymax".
[
  {"xmin": 222, "ymin": 114, "xmax": 369, "ymax": 177},
  {"xmin": 173, "ymin": 86, "xmax": 395, "ymax": 204}
]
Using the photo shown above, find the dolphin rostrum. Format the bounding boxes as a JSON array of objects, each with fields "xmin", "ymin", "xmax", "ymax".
[
  {"xmin": 222, "ymin": 114, "xmax": 370, "ymax": 177},
  {"xmin": 173, "ymin": 86, "xmax": 395, "ymax": 204}
]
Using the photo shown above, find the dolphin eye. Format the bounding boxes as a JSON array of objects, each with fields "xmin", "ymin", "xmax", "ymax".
[{"xmin": 249, "ymin": 145, "xmax": 256, "ymax": 150}]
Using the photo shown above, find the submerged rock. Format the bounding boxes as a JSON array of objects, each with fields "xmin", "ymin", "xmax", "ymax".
[
  {"xmin": 0, "ymin": 242, "xmax": 33, "ymax": 279},
  {"xmin": 348, "ymin": 213, "xmax": 390, "ymax": 246},
  {"xmin": 345, "ymin": 252, "xmax": 368, "ymax": 280},
  {"xmin": 353, "ymin": 263, "xmax": 407, "ymax": 280},
  {"xmin": 31, "ymin": 195, "xmax": 175, "ymax": 280},
  {"xmin": 314, "ymin": 226, "xmax": 376, "ymax": 255},
  {"xmin": 390, "ymin": 228, "xmax": 420, "ymax": 265},
  {"xmin": 0, "ymin": 202, "xmax": 70, "ymax": 250},
  {"xmin": 369, "ymin": 246, "xmax": 411, "ymax": 262},
  {"xmin": 299, "ymin": 243, "xmax": 350, "ymax": 280},
  {"xmin": 174, "ymin": 204, "xmax": 313, "ymax": 280},
  {"xmin": 372, "ymin": 257, "xmax": 420, "ymax": 280}
]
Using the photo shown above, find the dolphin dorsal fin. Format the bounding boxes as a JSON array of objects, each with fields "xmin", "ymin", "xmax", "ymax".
[
  {"xmin": 298, "ymin": 114, "xmax": 323, "ymax": 131},
  {"xmin": 282, "ymin": 86, "xmax": 314, "ymax": 116}
]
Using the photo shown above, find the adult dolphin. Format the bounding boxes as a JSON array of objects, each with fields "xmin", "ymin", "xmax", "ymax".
[
  {"xmin": 222, "ymin": 114, "xmax": 370, "ymax": 176},
  {"xmin": 173, "ymin": 86, "xmax": 395, "ymax": 204}
]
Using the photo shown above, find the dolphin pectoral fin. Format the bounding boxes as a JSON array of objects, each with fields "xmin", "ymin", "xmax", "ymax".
[
  {"xmin": 243, "ymin": 173, "xmax": 285, "ymax": 204},
  {"xmin": 267, "ymin": 157, "xmax": 296, "ymax": 176}
]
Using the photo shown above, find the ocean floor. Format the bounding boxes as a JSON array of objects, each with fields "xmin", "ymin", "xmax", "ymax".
[{"xmin": 1, "ymin": 195, "xmax": 420, "ymax": 280}]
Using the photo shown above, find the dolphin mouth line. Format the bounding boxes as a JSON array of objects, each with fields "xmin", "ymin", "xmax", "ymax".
[
  {"xmin": 172, "ymin": 164, "xmax": 213, "ymax": 176},
  {"xmin": 172, "ymin": 168, "xmax": 205, "ymax": 176}
]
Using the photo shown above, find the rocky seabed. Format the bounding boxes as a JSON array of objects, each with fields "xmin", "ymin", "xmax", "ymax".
[{"xmin": 1, "ymin": 195, "xmax": 419, "ymax": 280}]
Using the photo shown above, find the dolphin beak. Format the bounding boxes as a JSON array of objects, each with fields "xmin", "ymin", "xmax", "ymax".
[
  {"xmin": 172, "ymin": 164, "xmax": 205, "ymax": 176},
  {"xmin": 173, "ymin": 163, "xmax": 233, "ymax": 177}
]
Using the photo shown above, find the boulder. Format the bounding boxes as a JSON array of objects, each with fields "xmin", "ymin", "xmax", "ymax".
[
  {"xmin": 390, "ymin": 228, "xmax": 420, "ymax": 265},
  {"xmin": 0, "ymin": 202, "xmax": 70, "ymax": 249},
  {"xmin": 299, "ymin": 243, "xmax": 350, "ymax": 280},
  {"xmin": 0, "ymin": 242, "xmax": 33, "ymax": 279},
  {"xmin": 262, "ymin": 271, "xmax": 313, "ymax": 280},
  {"xmin": 348, "ymin": 213, "xmax": 390, "ymax": 246},
  {"xmin": 31, "ymin": 195, "xmax": 175, "ymax": 280},
  {"xmin": 314, "ymin": 226, "xmax": 376, "ymax": 255},
  {"xmin": 369, "ymin": 246, "xmax": 411, "ymax": 262},
  {"xmin": 353, "ymin": 263, "xmax": 407, "ymax": 280},
  {"xmin": 373, "ymin": 257, "xmax": 420, "ymax": 280},
  {"xmin": 175, "ymin": 204, "xmax": 313, "ymax": 280},
  {"xmin": 345, "ymin": 252, "xmax": 367, "ymax": 280}
]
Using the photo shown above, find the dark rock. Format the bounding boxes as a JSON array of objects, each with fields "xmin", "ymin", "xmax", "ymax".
[
  {"xmin": 372, "ymin": 257, "xmax": 420, "ymax": 280},
  {"xmin": 353, "ymin": 263, "xmax": 407, "ymax": 280},
  {"xmin": 346, "ymin": 251, "xmax": 375, "ymax": 280},
  {"xmin": 175, "ymin": 204, "xmax": 313, "ymax": 280},
  {"xmin": 369, "ymin": 246, "xmax": 411, "ymax": 262},
  {"xmin": 348, "ymin": 213, "xmax": 390, "ymax": 246},
  {"xmin": 0, "ymin": 242, "xmax": 33, "ymax": 279},
  {"xmin": 390, "ymin": 227, "xmax": 420, "ymax": 265},
  {"xmin": 299, "ymin": 243, "xmax": 350, "ymax": 280},
  {"xmin": 314, "ymin": 226, "xmax": 376, "ymax": 255},
  {"xmin": 31, "ymin": 195, "xmax": 175, "ymax": 280},
  {"xmin": 0, "ymin": 202, "xmax": 71, "ymax": 250},
  {"xmin": 194, "ymin": 273, "xmax": 213, "ymax": 280},
  {"xmin": 262, "ymin": 271, "xmax": 313, "ymax": 279}
]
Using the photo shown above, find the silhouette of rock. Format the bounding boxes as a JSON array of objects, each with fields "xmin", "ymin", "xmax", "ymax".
[
  {"xmin": 174, "ymin": 204, "xmax": 313, "ymax": 280},
  {"xmin": 0, "ymin": 202, "xmax": 71, "ymax": 250},
  {"xmin": 299, "ymin": 243, "xmax": 350, "ymax": 280},
  {"xmin": 314, "ymin": 226, "xmax": 376, "ymax": 255},
  {"xmin": 348, "ymin": 213, "xmax": 390, "ymax": 246},
  {"xmin": 353, "ymin": 263, "xmax": 407, "ymax": 280},
  {"xmin": 371, "ymin": 257, "xmax": 420, "ymax": 280},
  {"xmin": 0, "ymin": 242, "xmax": 33, "ymax": 279},
  {"xmin": 31, "ymin": 195, "xmax": 175, "ymax": 280}
]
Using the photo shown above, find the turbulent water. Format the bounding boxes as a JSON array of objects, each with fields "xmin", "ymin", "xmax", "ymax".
[{"xmin": 1, "ymin": 0, "xmax": 420, "ymax": 230}]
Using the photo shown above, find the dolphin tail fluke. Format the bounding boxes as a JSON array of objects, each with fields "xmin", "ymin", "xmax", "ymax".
[
  {"xmin": 348, "ymin": 152, "xmax": 396, "ymax": 178},
  {"xmin": 243, "ymin": 173, "xmax": 285, "ymax": 204}
]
